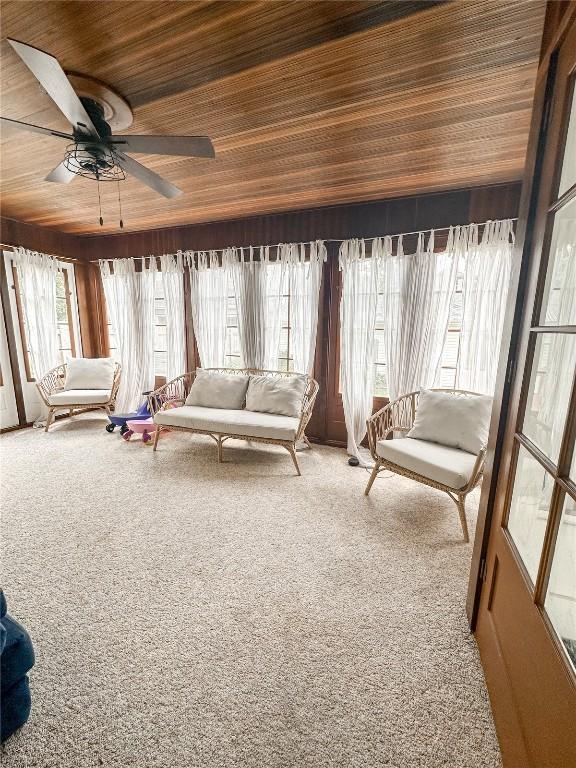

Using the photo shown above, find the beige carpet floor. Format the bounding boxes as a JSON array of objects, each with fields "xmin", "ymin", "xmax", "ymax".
[{"xmin": 0, "ymin": 414, "xmax": 501, "ymax": 768}]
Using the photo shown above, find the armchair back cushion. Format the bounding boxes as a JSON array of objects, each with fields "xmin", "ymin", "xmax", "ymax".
[
  {"xmin": 245, "ymin": 374, "xmax": 307, "ymax": 418},
  {"xmin": 64, "ymin": 357, "xmax": 115, "ymax": 391},
  {"xmin": 407, "ymin": 389, "xmax": 492, "ymax": 455},
  {"xmin": 185, "ymin": 369, "xmax": 249, "ymax": 410}
]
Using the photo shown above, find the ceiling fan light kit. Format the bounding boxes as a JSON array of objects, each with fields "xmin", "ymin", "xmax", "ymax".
[{"xmin": 1, "ymin": 38, "xmax": 215, "ymax": 227}]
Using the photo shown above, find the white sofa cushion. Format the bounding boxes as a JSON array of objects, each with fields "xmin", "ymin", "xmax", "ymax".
[
  {"xmin": 245, "ymin": 374, "xmax": 307, "ymax": 418},
  {"xmin": 407, "ymin": 389, "xmax": 492, "ymax": 455},
  {"xmin": 155, "ymin": 406, "xmax": 299, "ymax": 441},
  {"xmin": 48, "ymin": 389, "xmax": 111, "ymax": 406},
  {"xmin": 64, "ymin": 357, "xmax": 115, "ymax": 391},
  {"xmin": 376, "ymin": 437, "xmax": 479, "ymax": 490},
  {"xmin": 185, "ymin": 370, "xmax": 249, "ymax": 410}
]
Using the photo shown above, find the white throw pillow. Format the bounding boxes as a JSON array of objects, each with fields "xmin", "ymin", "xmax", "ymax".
[
  {"xmin": 407, "ymin": 389, "xmax": 492, "ymax": 455},
  {"xmin": 245, "ymin": 374, "xmax": 307, "ymax": 418},
  {"xmin": 64, "ymin": 357, "xmax": 115, "ymax": 391},
  {"xmin": 185, "ymin": 369, "xmax": 249, "ymax": 410}
]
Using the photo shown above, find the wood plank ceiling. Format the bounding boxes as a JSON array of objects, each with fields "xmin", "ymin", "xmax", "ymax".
[{"xmin": 0, "ymin": 0, "xmax": 546, "ymax": 235}]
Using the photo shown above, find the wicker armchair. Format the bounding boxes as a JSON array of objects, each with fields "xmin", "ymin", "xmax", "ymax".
[
  {"xmin": 148, "ymin": 368, "xmax": 319, "ymax": 475},
  {"xmin": 365, "ymin": 389, "xmax": 487, "ymax": 542},
  {"xmin": 36, "ymin": 362, "xmax": 122, "ymax": 432}
]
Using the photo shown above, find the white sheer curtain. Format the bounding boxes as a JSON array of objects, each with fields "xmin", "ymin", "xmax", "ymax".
[
  {"xmin": 14, "ymin": 247, "xmax": 60, "ymax": 425},
  {"xmin": 190, "ymin": 250, "xmax": 230, "ymax": 368},
  {"xmin": 284, "ymin": 241, "xmax": 325, "ymax": 374},
  {"xmin": 232, "ymin": 247, "xmax": 287, "ymax": 370},
  {"xmin": 383, "ymin": 231, "xmax": 458, "ymax": 402},
  {"xmin": 232, "ymin": 249, "xmax": 267, "ymax": 370},
  {"xmin": 14, "ymin": 247, "xmax": 60, "ymax": 379},
  {"xmin": 100, "ymin": 258, "xmax": 155, "ymax": 412},
  {"xmin": 455, "ymin": 219, "xmax": 515, "ymax": 394},
  {"xmin": 159, "ymin": 252, "xmax": 186, "ymax": 381},
  {"xmin": 339, "ymin": 239, "xmax": 379, "ymax": 465}
]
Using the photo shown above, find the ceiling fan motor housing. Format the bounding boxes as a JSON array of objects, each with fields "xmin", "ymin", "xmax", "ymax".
[{"xmin": 75, "ymin": 97, "xmax": 112, "ymax": 142}]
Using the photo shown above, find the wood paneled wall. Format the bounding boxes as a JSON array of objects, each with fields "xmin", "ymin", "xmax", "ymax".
[
  {"xmin": 1, "ymin": 182, "xmax": 521, "ymax": 440},
  {"xmin": 79, "ymin": 183, "xmax": 521, "ymax": 261},
  {"xmin": 1, "ymin": 216, "xmax": 83, "ymax": 259}
]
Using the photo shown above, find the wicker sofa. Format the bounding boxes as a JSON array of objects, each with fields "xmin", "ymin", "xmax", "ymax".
[
  {"xmin": 365, "ymin": 389, "xmax": 488, "ymax": 542},
  {"xmin": 148, "ymin": 368, "xmax": 319, "ymax": 475},
  {"xmin": 37, "ymin": 361, "xmax": 121, "ymax": 432}
]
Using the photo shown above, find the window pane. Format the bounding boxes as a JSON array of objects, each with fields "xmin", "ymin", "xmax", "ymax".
[
  {"xmin": 55, "ymin": 296, "xmax": 67, "ymax": 323},
  {"xmin": 374, "ymin": 329, "xmax": 386, "ymax": 365},
  {"xmin": 279, "ymin": 328, "xmax": 289, "ymax": 360},
  {"xmin": 507, "ymin": 445, "xmax": 554, "ymax": 584},
  {"xmin": 154, "ymin": 324, "xmax": 167, "ymax": 353},
  {"xmin": 558, "ymin": 81, "xmax": 576, "ymax": 198},
  {"xmin": 58, "ymin": 322, "xmax": 71, "ymax": 352},
  {"xmin": 374, "ymin": 364, "xmax": 388, "ymax": 398},
  {"xmin": 540, "ymin": 195, "xmax": 576, "ymax": 326},
  {"xmin": 154, "ymin": 351, "xmax": 167, "ymax": 378},
  {"xmin": 522, "ymin": 333, "xmax": 576, "ymax": 462},
  {"xmin": 544, "ymin": 493, "xmax": 576, "ymax": 674},
  {"xmin": 55, "ymin": 271, "xmax": 65, "ymax": 298},
  {"xmin": 438, "ymin": 367, "xmax": 456, "ymax": 389}
]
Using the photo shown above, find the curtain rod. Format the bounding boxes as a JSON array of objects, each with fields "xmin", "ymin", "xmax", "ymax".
[{"xmin": 98, "ymin": 217, "xmax": 518, "ymax": 260}]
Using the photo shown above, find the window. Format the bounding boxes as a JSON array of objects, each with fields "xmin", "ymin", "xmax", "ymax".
[
  {"xmin": 223, "ymin": 265, "xmax": 296, "ymax": 372},
  {"xmin": 277, "ymin": 285, "xmax": 293, "ymax": 372},
  {"xmin": 11, "ymin": 264, "xmax": 34, "ymax": 381},
  {"xmin": 372, "ymin": 264, "xmax": 464, "ymax": 397},
  {"xmin": 437, "ymin": 270, "xmax": 464, "ymax": 388},
  {"xmin": 106, "ymin": 273, "xmax": 170, "ymax": 380},
  {"xmin": 153, "ymin": 278, "xmax": 167, "ymax": 379},
  {"xmin": 224, "ymin": 289, "xmax": 242, "ymax": 369},
  {"xmin": 11, "ymin": 260, "xmax": 80, "ymax": 381},
  {"xmin": 374, "ymin": 271, "xmax": 391, "ymax": 398},
  {"xmin": 55, "ymin": 268, "xmax": 77, "ymax": 361}
]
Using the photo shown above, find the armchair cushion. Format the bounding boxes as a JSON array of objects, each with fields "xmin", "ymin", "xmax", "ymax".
[
  {"xmin": 245, "ymin": 374, "xmax": 307, "ymax": 418},
  {"xmin": 64, "ymin": 357, "xmax": 115, "ymax": 391},
  {"xmin": 48, "ymin": 389, "xmax": 111, "ymax": 406},
  {"xmin": 376, "ymin": 437, "xmax": 478, "ymax": 490},
  {"xmin": 185, "ymin": 370, "xmax": 249, "ymax": 410},
  {"xmin": 155, "ymin": 405, "xmax": 300, "ymax": 441},
  {"xmin": 407, "ymin": 389, "xmax": 492, "ymax": 455}
]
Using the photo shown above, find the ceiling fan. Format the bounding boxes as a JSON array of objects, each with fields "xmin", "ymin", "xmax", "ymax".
[{"xmin": 1, "ymin": 38, "xmax": 215, "ymax": 200}]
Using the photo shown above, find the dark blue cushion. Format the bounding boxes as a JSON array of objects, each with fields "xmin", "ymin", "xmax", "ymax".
[
  {"xmin": 1, "ymin": 615, "xmax": 35, "ymax": 694},
  {"xmin": 1, "ymin": 676, "xmax": 31, "ymax": 743}
]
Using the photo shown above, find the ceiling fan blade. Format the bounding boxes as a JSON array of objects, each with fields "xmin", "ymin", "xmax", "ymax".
[
  {"xmin": 1, "ymin": 116, "xmax": 72, "ymax": 140},
  {"xmin": 116, "ymin": 152, "xmax": 182, "ymax": 199},
  {"xmin": 110, "ymin": 135, "xmax": 215, "ymax": 158},
  {"xmin": 7, "ymin": 39, "xmax": 100, "ymax": 139},
  {"xmin": 45, "ymin": 161, "xmax": 76, "ymax": 184}
]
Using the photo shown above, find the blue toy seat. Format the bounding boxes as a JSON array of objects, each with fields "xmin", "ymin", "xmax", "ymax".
[{"xmin": 1, "ymin": 590, "xmax": 34, "ymax": 743}]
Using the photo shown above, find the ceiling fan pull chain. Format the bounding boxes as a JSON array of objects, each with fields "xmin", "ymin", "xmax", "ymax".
[
  {"xmin": 97, "ymin": 175, "xmax": 103, "ymax": 227},
  {"xmin": 117, "ymin": 179, "xmax": 124, "ymax": 229}
]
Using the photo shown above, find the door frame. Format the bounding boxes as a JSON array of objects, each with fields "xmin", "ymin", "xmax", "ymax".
[{"xmin": 468, "ymin": 5, "xmax": 576, "ymax": 766}]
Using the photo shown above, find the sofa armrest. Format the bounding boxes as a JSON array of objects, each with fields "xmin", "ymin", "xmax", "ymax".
[
  {"xmin": 36, "ymin": 364, "xmax": 66, "ymax": 406},
  {"xmin": 366, "ymin": 391, "xmax": 420, "ymax": 460},
  {"xmin": 148, "ymin": 373, "xmax": 194, "ymax": 416}
]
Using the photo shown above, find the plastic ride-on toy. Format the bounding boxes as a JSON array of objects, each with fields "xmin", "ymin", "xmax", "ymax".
[{"xmin": 105, "ymin": 398, "xmax": 150, "ymax": 435}]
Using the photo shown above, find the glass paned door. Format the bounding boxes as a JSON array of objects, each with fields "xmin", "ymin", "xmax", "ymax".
[{"xmin": 505, "ymin": 74, "xmax": 576, "ymax": 675}]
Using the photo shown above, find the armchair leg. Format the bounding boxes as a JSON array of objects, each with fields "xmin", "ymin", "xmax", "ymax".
[
  {"xmin": 44, "ymin": 408, "xmax": 55, "ymax": 433},
  {"xmin": 456, "ymin": 495, "xmax": 469, "ymax": 543},
  {"xmin": 217, "ymin": 435, "xmax": 223, "ymax": 463},
  {"xmin": 287, "ymin": 445, "xmax": 301, "ymax": 476},
  {"xmin": 365, "ymin": 462, "xmax": 381, "ymax": 496},
  {"xmin": 153, "ymin": 425, "xmax": 162, "ymax": 451}
]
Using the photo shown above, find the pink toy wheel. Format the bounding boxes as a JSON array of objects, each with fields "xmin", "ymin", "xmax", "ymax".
[
  {"xmin": 122, "ymin": 430, "xmax": 133, "ymax": 441},
  {"xmin": 142, "ymin": 431, "xmax": 151, "ymax": 443}
]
